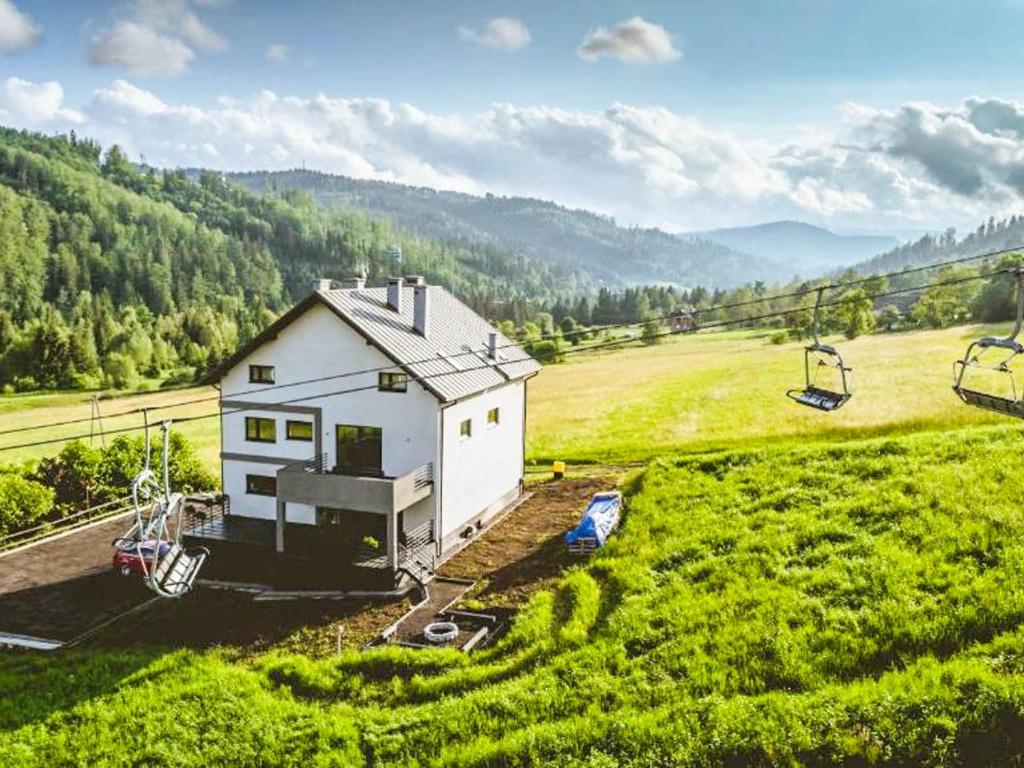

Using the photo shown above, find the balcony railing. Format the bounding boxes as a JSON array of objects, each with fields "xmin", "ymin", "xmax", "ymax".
[
  {"xmin": 276, "ymin": 455, "xmax": 434, "ymax": 515},
  {"xmin": 352, "ymin": 519, "xmax": 435, "ymax": 572}
]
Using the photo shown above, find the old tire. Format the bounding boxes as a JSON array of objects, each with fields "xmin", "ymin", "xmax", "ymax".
[{"xmin": 423, "ymin": 621, "xmax": 459, "ymax": 645}]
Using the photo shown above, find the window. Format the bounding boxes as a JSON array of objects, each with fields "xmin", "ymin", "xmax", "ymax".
[
  {"xmin": 487, "ymin": 407, "xmax": 500, "ymax": 427},
  {"xmin": 246, "ymin": 474, "xmax": 276, "ymax": 496},
  {"xmin": 336, "ymin": 425, "xmax": 383, "ymax": 476},
  {"xmin": 245, "ymin": 416, "xmax": 276, "ymax": 443},
  {"xmin": 249, "ymin": 364, "xmax": 275, "ymax": 384},
  {"xmin": 460, "ymin": 418, "xmax": 472, "ymax": 440},
  {"xmin": 286, "ymin": 420, "xmax": 313, "ymax": 441},
  {"xmin": 378, "ymin": 372, "xmax": 408, "ymax": 392}
]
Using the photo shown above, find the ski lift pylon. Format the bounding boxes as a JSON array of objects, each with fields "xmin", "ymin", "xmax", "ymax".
[
  {"xmin": 117, "ymin": 415, "xmax": 208, "ymax": 598},
  {"xmin": 953, "ymin": 267, "xmax": 1024, "ymax": 418},
  {"xmin": 786, "ymin": 286, "xmax": 853, "ymax": 411}
]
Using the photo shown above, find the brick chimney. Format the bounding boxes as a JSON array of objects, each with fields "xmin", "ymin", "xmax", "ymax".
[{"xmin": 312, "ymin": 278, "xmax": 332, "ymax": 293}]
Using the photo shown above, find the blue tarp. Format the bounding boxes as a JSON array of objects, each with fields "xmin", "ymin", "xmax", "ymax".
[{"xmin": 564, "ymin": 492, "xmax": 622, "ymax": 548}]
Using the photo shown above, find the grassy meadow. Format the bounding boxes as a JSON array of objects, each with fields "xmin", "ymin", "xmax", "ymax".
[
  {"xmin": 3, "ymin": 426, "xmax": 1024, "ymax": 764},
  {"xmin": 0, "ymin": 323, "xmax": 1014, "ymax": 471},
  {"xmin": 3, "ymin": 323, "xmax": 1024, "ymax": 765}
]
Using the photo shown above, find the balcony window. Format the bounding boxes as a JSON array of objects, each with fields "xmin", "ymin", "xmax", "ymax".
[
  {"xmin": 286, "ymin": 420, "xmax": 313, "ymax": 441},
  {"xmin": 460, "ymin": 418, "xmax": 472, "ymax": 440},
  {"xmin": 378, "ymin": 372, "xmax": 408, "ymax": 392},
  {"xmin": 249, "ymin": 364, "xmax": 275, "ymax": 384},
  {"xmin": 336, "ymin": 424, "xmax": 383, "ymax": 476},
  {"xmin": 245, "ymin": 416, "xmax": 276, "ymax": 443},
  {"xmin": 246, "ymin": 474, "xmax": 276, "ymax": 496}
]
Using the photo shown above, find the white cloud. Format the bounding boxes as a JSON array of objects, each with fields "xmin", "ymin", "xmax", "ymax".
[
  {"xmin": 5, "ymin": 77, "xmax": 1022, "ymax": 232},
  {"xmin": 88, "ymin": 0, "xmax": 226, "ymax": 77},
  {"xmin": 0, "ymin": 0, "xmax": 40, "ymax": 53},
  {"xmin": 265, "ymin": 44, "xmax": 290, "ymax": 63},
  {"xmin": 0, "ymin": 77, "xmax": 83, "ymax": 125},
  {"xmin": 457, "ymin": 17, "xmax": 531, "ymax": 51},
  {"xmin": 578, "ymin": 17, "xmax": 680, "ymax": 63}
]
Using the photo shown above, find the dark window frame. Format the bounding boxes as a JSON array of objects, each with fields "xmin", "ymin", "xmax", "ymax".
[
  {"xmin": 335, "ymin": 424, "xmax": 383, "ymax": 477},
  {"xmin": 378, "ymin": 371, "xmax": 409, "ymax": 393},
  {"xmin": 286, "ymin": 420, "xmax": 314, "ymax": 441},
  {"xmin": 249, "ymin": 364, "xmax": 275, "ymax": 384},
  {"xmin": 246, "ymin": 474, "xmax": 277, "ymax": 496},
  {"xmin": 460, "ymin": 418, "xmax": 472, "ymax": 439},
  {"xmin": 245, "ymin": 416, "xmax": 277, "ymax": 443}
]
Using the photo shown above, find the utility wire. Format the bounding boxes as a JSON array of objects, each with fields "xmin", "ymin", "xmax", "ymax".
[
  {"xmin": 0, "ymin": 267, "xmax": 1003, "ymax": 455},
  {"xmin": 4, "ymin": 242, "xmax": 1020, "ymax": 440}
]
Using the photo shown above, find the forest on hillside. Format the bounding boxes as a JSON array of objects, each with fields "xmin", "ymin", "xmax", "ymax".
[
  {"xmin": 0, "ymin": 127, "xmax": 591, "ymax": 393},
  {"xmin": 226, "ymin": 168, "xmax": 779, "ymax": 287},
  {"xmin": 3, "ymin": 125, "xmax": 1024, "ymax": 397}
]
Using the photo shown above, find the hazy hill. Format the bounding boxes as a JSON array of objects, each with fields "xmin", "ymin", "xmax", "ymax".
[
  {"xmin": 224, "ymin": 169, "xmax": 781, "ymax": 288},
  {"xmin": 693, "ymin": 220, "xmax": 899, "ymax": 274},
  {"xmin": 852, "ymin": 217, "xmax": 1024, "ymax": 276}
]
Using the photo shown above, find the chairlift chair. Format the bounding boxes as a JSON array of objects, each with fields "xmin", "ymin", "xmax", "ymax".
[
  {"xmin": 953, "ymin": 268, "xmax": 1024, "ymax": 418},
  {"xmin": 117, "ymin": 414, "xmax": 208, "ymax": 598},
  {"xmin": 787, "ymin": 286, "xmax": 853, "ymax": 412}
]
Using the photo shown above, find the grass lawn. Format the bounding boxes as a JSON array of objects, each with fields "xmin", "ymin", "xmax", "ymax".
[
  {"xmin": 527, "ymin": 324, "xmax": 1011, "ymax": 463},
  {"xmin": 0, "ymin": 386, "xmax": 221, "ymax": 470},
  {"xmin": 0, "ymin": 324, "xmax": 1013, "ymax": 474},
  {"xmin": 3, "ymin": 425, "xmax": 1024, "ymax": 765}
]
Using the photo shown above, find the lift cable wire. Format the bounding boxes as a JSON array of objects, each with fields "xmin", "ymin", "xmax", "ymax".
[
  {"xmin": 3, "ymin": 243, "xmax": 1020, "ymax": 441},
  {"xmin": 0, "ymin": 267, "xmax": 1005, "ymax": 456}
]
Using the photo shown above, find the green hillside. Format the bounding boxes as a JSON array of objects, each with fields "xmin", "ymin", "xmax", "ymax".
[
  {"xmin": 225, "ymin": 168, "xmax": 779, "ymax": 287},
  {"xmin": 0, "ymin": 127, "xmax": 590, "ymax": 393},
  {"xmin": 3, "ymin": 425, "xmax": 1024, "ymax": 765}
]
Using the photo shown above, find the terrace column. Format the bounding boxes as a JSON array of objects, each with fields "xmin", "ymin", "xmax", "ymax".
[
  {"xmin": 276, "ymin": 500, "xmax": 286, "ymax": 554},
  {"xmin": 386, "ymin": 512, "xmax": 399, "ymax": 571}
]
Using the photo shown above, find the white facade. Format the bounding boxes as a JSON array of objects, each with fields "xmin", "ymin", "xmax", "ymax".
[{"xmin": 218, "ymin": 296, "xmax": 532, "ymax": 559}]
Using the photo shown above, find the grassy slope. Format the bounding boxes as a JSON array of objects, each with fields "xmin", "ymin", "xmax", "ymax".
[
  {"xmin": 3, "ymin": 426, "xmax": 1024, "ymax": 765},
  {"xmin": 527, "ymin": 324, "xmax": 1009, "ymax": 463},
  {"xmin": 0, "ymin": 387, "xmax": 221, "ymax": 470},
  {"xmin": 0, "ymin": 324, "xmax": 1010, "ymax": 471}
]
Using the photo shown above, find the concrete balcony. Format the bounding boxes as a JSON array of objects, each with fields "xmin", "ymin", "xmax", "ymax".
[{"xmin": 276, "ymin": 455, "xmax": 434, "ymax": 516}]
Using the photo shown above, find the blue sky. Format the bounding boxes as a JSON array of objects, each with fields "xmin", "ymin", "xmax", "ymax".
[{"xmin": 2, "ymin": 0, "xmax": 1024, "ymax": 232}]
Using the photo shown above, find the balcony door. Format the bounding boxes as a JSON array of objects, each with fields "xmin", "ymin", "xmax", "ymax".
[{"xmin": 335, "ymin": 425, "xmax": 383, "ymax": 477}]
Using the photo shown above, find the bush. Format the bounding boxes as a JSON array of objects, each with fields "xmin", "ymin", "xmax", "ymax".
[
  {"xmin": 0, "ymin": 473, "xmax": 54, "ymax": 536},
  {"xmin": 770, "ymin": 330, "xmax": 788, "ymax": 345}
]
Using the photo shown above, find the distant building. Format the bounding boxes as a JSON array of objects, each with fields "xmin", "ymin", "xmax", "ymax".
[{"xmin": 197, "ymin": 276, "xmax": 539, "ymax": 590}]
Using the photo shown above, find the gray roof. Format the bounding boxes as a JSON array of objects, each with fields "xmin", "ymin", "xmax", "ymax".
[
  {"xmin": 318, "ymin": 286, "xmax": 539, "ymax": 402},
  {"xmin": 207, "ymin": 284, "xmax": 540, "ymax": 402}
]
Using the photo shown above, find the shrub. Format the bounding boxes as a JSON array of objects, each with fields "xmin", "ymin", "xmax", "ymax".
[{"xmin": 0, "ymin": 473, "xmax": 54, "ymax": 536}]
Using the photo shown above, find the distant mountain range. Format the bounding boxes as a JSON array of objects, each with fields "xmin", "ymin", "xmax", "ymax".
[
  {"xmin": 224, "ymin": 170, "xmax": 909, "ymax": 288},
  {"xmin": 691, "ymin": 221, "xmax": 900, "ymax": 275},
  {"xmin": 224, "ymin": 170, "xmax": 783, "ymax": 288}
]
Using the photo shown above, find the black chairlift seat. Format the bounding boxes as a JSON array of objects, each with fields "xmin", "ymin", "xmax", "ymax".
[
  {"xmin": 954, "ymin": 386, "xmax": 1024, "ymax": 418},
  {"xmin": 953, "ymin": 268, "xmax": 1024, "ymax": 420},
  {"xmin": 788, "ymin": 384, "xmax": 851, "ymax": 411},
  {"xmin": 787, "ymin": 288, "xmax": 853, "ymax": 412}
]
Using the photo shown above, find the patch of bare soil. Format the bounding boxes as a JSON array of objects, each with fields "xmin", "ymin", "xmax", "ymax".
[{"xmin": 439, "ymin": 476, "xmax": 617, "ymax": 609}]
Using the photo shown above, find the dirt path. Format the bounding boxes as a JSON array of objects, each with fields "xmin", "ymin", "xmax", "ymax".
[{"xmin": 439, "ymin": 476, "xmax": 617, "ymax": 609}]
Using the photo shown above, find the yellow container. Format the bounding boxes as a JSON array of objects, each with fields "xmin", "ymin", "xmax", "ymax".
[{"xmin": 552, "ymin": 460, "xmax": 566, "ymax": 479}]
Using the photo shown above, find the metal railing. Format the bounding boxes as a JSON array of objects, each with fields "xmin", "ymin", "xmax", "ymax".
[
  {"xmin": 412, "ymin": 463, "xmax": 434, "ymax": 490},
  {"xmin": 284, "ymin": 453, "xmax": 329, "ymax": 474},
  {"xmin": 0, "ymin": 497, "xmax": 133, "ymax": 555}
]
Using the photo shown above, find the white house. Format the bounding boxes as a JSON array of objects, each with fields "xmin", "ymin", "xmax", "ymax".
[{"xmin": 195, "ymin": 276, "xmax": 539, "ymax": 589}]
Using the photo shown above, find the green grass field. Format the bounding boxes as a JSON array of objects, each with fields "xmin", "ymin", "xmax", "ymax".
[
  {"xmin": 3, "ymin": 426, "xmax": 1024, "ymax": 765},
  {"xmin": 3, "ymin": 324, "xmax": 1024, "ymax": 765},
  {"xmin": 0, "ymin": 323, "xmax": 1012, "ymax": 472}
]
